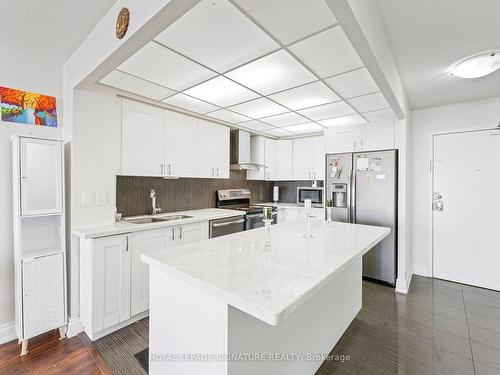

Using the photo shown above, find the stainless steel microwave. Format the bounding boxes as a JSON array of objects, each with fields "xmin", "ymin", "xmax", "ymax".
[{"xmin": 297, "ymin": 187, "xmax": 324, "ymax": 207}]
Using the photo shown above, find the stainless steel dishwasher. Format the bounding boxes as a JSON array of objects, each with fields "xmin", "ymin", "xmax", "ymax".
[{"xmin": 209, "ymin": 216, "xmax": 245, "ymax": 238}]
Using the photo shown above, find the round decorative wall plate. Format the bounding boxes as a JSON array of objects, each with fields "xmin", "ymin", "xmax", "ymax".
[{"xmin": 116, "ymin": 8, "xmax": 130, "ymax": 39}]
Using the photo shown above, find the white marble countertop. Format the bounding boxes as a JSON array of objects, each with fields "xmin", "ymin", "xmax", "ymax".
[
  {"xmin": 72, "ymin": 208, "xmax": 244, "ymax": 239},
  {"xmin": 142, "ymin": 218, "xmax": 390, "ymax": 326}
]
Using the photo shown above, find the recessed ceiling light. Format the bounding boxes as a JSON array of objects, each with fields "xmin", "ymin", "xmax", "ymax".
[{"xmin": 450, "ymin": 52, "xmax": 500, "ymax": 79}]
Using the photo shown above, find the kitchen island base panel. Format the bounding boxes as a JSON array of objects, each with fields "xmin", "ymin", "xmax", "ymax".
[{"xmin": 149, "ymin": 258, "xmax": 362, "ymax": 375}]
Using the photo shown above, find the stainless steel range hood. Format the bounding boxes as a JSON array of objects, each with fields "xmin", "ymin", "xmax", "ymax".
[{"xmin": 230, "ymin": 130, "xmax": 267, "ymax": 170}]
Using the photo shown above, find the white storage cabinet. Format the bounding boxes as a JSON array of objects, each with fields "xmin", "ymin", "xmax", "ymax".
[
  {"xmin": 122, "ymin": 99, "xmax": 230, "ymax": 179},
  {"xmin": 80, "ymin": 221, "xmax": 209, "ymax": 340},
  {"xmin": 292, "ymin": 136, "xmax": 325, "ymax": 180},
  {"xmin": 12, "ymin": 136, "xmax": 67, "ymax": 356}
]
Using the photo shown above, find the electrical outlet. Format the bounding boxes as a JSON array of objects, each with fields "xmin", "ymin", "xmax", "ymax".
[{"xmin": 95, "ymin": 192, "xmax": 108, "ymax": 206}]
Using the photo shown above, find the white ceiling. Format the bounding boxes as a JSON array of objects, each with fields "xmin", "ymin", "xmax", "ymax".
[
  {"xmin": 375, "ymin": 0, "xmax": 500, "ymax": 109},
  {"xmin": 0, "ymin": 0, "xmax": 118, "ymax": 64},
  {"xmin": 100, "ymin": 0, "xmax": 396, "ymax": 137}
]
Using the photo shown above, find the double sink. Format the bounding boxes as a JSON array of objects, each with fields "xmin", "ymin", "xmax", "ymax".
[{"xmin": 125, "ymin": 215, "xmax": 193, "ymax": 225}]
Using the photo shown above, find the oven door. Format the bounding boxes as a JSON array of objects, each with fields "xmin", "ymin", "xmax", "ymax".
[
  {"xmin": 245, "ymin": 212, "xmax": 277, "ymax": 230},
  {"xmin": 297, "ymin": 188, "xmax": 324, "ymax": 206}
]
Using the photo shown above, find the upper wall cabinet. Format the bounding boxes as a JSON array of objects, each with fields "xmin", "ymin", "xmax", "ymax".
[
  {"xmin": 122, "ymin": 99, "xmax": 230, "ymax": 179},
  {"xmin": 293, "ymin": 136, "xmax": 324, "ymax": 181},
  {"xmin": 325, "ymin": 121, "xmax": 395, "ymax": 154},
  {"xmin": 276, "ymin": 140, "xmax": 293, "ymax": 181},
  {"xmin": 20, "ymin": 138, "xmax": 63, "ymax": 216},
  {"xmin": 122, "ymin": 100, "xmax": 165, "ymax": 177},
  {"xmin": 197, "ymin": 119, "xmax": 230, "ymax": 178}
]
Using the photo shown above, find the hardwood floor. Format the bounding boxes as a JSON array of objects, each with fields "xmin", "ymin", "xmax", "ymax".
[
  {"xmin": 0, "ymin": 330, "xmax": 111, "ymax": 375},
  {"xmin": 1, "ymin": 276, "xmax": 499, "ymax": 375}
]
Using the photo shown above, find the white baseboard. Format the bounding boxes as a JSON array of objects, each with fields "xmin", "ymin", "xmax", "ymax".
[
  {"xmin": 413, "ymin": 264, "xmax": 430, "ymax": 277},
  {"xmin": 0, "ymin": 321, "xmax": 17, "ymax": 345},
  {"xmin": 67, "ymin": 317, "xmax": 84, "ymax": 338},
  {"xmin": 395, "ymin": 268, "xmax": 413, "ymax": 294}
]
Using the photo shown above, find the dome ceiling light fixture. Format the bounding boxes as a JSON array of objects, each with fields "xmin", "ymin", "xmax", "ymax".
[{"xmin": 450, "ymin": 52, "xmax": 500, "ymax": 79}]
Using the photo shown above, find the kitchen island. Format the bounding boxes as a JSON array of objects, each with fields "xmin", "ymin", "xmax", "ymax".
[{"xmin": 142, "ymin": 218, "xmax": 390, "ymax": 375}]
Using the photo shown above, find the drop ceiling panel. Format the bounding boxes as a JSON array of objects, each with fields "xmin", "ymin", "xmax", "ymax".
[
  {"xmin": 325, "ymin": 68, "xmax": 379, "ymax": 99},
  {"xmin": 289, "ymin": 27, "xmax": 364, "ymax": 78},
  {"xmin": 233, "ymin": 0, "xmax": 337, "ymax": 45},
  {"xmin": 239, "ymin": 120, "xmax": 274, "ymax": 132},
  {"xmin": 347, "ymin": 93, "xmax": 389, "ymax": 113},
  {"xmin": 100, "ymin": 70, "xmax": 175, "ymax": 101},
  {"xmin": 183, "ymin": 76, "xmax": 259, "ymax": 107},
  {"xmin": 283, "ymin": 122, "xmax": 325, "ymax": 134},
  {"xmin": 363, "ymin": 108, "xmax": 396, "ymax": 122},
  {"xmin": 319, "ymin": 114, "xmax": 367, "ymax": 127},
  {"xmin": 260, "ymin": 111, "xmax": 309, "ymax": 127},
  {"xmin": 225, "ymin": 50, "xmax": 316, "ymax": 95},
  {"xmin": 229, "ymin": 97, "xmax": 288, "ymax": 118},
  {"xmin": 206, "ymin": 109, "xmax": 250, "ymax": 123},
  {"xmin": 162, "ymin": 93, "xmax": 219, "ymax": 114},
  {"xmin": 155, "ymin": 0, "xmax": 279, "ymax": 73},
  {"xmin": 268, "ymin": 81, "xmax": 340, "ymax": 110},
  {"xmin": 262, "ymin": 127, "xmax": 294, "ymax": 137},
  {"xmin": 298, "ymin": 101, "xmax": 356, "ymax": 121},
  {"xmin": 118, "ymin": 42, "xmax": 216, "ymax": 91}
]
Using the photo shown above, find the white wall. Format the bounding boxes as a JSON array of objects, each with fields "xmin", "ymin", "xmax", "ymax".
[
  {"xmin": 411, "ymin": 96, "xmax": 500, "ymax": 276},
  {"xmin": 0, "ymin": 45, "xmax": 63, "ymax": 331}
]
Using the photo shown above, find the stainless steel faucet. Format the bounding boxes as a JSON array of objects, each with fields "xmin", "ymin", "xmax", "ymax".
[{"xmin": 150, "ymin": 189, "xmax": 161, "ymax": 215}]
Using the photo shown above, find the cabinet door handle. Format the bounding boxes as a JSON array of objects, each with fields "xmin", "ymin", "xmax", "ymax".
[
  {"xmin": 160, "ymin": 163, "xmax": 164, "ymax": 176},
  {"xmin": 169, "ymin": 164, "xmax": 172, "ymax": 176},
  {"xmin": 313, "ymin": 171, "xmax": 316, "ymax": 179},
  {"xmin": 179, "ymin": 227, "xmax": 183, "ymax": 239},
  {"xmin": 125, "ymin": 236, "xmax": 129, "ymax": 252},
  {"xmin": 309, "ymin": 171, "xmax": 311, "ymax": 179},
  {"xmin": 172, "ymin": 228, "xmax": 176, "ymax": 241},
  {"xmin": 211, "ymin": 167, "xmax": 214, "ymax": 177},
  {"xmin": 216, "ymin": 168, "xmax": 219, "ymax": 177}
]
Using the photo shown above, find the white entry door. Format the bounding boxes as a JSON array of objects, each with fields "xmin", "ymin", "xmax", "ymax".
[{"xmin": 433, "ymin": 129, "xmax": 500, "ymax": 290}]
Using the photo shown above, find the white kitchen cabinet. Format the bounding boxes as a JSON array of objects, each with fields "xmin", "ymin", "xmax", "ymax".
[
  {"xmin": 20, "ymin": 138, "xmax": 63, "ymax": 216},
  {"xmin": 358, "ymin": 122, "xmax": 394, "ymax": 151},
  {"xmin": 276, "ymin": 140, "xmax": 293, "ymax": 180},
  {"xmin": 325, "ymin": 128, "xmax": 358, "ymax": 154},
  {"xmin": 130, "ymin": 228, "xmax": 172, "ymax": 316},
  {"xmin": 265, "ymin": 138, "xmax": 278, "ymax": 180},
  {"xmin": 164, "ymin": 111, "xmax": 198, "ymax": 178},
  {"xmin": 325, "ymin": 121, "xmax": 394, "ymax": 154},
  {"xmin": 81, "ymin": 221, "xmax": 209, "ymax": 340},
  {"xmin": 293, "ymin": 136, "xmax": 325, "ymax": 180},
  {"xmin": 81, "ymin": 234, "xmax": 131, "ymax": 338},
  {"xmin": 174, "ymin": 221, "xmax": 209, "ymax": 246},
  {"xmin": 122, "ymin": 99, "xmax": 230, "ymax": 179},
  {"xmin": 311, "ymin": 136, "xmax": 325, "ymax": 181},
  {"xmin": 122, "ymin": 100, "xmax": 165, "ymax": 177},
  {"xmin": 197, "ymin": 119, "xmax": 230, "ymax": 178}
]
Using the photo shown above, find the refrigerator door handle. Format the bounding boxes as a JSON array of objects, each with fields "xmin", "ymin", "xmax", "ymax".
[
  {"xmin": 351, "ymin": 170, "xmax": 357, "ymax": 223},
  {"xmin": 347, "ymin": 170, "xmax": 352, "ymax": 223}
]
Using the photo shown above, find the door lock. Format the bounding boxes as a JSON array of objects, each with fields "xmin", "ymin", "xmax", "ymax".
[{"xmin": 433, "ymin": 193, "xmax": 444, "ymax": 211}]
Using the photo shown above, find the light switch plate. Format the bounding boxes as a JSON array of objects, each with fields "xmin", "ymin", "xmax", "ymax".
[{"xmin": 82, "ymin": 192, "xmax": 95, "ymax": 207}]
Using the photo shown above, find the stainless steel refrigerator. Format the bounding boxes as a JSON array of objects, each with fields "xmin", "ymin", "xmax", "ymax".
[{"xmin": 326, "ymin": 150, "xmax": 397, "ymax": 285}]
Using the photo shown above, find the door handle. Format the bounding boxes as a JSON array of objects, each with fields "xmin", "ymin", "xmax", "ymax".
[
  {"xmin": 211, "ymin": 167, "xmax": 215, "ymax": 177},
  {"xmin": 179, "ymin": 227, "xmax": 183, "ymax": 239},
  {"xmin": 169, "ymin": 164, "xmax": 172, "ymax": 176},
  {"xmin": 211, "ymin": 219, "xmax": 245, "ymax": 228},
  {"xmin": 160, "ymin": 163, "xmax": 164, "ymax": 176},
  {"xmin": 351, "ymin": 171, "xmax": 357, "ymax": 223},
  {"xmin": 172, "ymin": 228, "xmax": 176, "ymax": 241},
  {"xmin": 216, "ymin": 168, "xmax": 219, "ymax": 177}
]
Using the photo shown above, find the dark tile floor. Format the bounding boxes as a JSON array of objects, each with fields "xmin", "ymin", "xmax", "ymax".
[{"xmin": 316, "ymin": 276, "xmax": 500, "ymax": 375}]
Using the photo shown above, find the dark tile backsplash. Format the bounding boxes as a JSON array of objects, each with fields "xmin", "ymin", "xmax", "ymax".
[{"xmin": 116, "ymin": 171, "xmax": 323, "ymax": 217}]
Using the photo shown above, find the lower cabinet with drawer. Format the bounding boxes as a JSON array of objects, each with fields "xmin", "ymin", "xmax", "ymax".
[{"xmin": 80, "ymin": 221, "xmax": 208, "ymax": 340}]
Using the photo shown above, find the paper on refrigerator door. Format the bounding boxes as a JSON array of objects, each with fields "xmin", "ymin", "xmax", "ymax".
[{"xmin": 357, "ymin": 157, "xmax": 369, "ymax": 171}]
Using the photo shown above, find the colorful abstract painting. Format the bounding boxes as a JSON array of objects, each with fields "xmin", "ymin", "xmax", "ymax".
[{"xmin": 0, "ymin": 86, "xmax": 57, "ymax": 127}]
